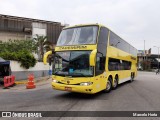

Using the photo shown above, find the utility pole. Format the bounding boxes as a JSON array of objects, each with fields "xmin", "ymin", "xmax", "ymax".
[
  {"xmin": 143, "ymin": 40, "xmax": 146, "ymax": 70},
  {"xmin": 144, "ymin": 40, "xmax": 146, "ymax": 60}
]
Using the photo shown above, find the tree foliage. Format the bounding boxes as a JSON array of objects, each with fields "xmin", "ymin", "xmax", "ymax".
[
  {"xmin": 0, "ymin": 35, "xmax": 53, "ymax": 68},
  {"xmin": 0, "ymin": 39, "xmax": 37, "ymax": 69},
  {"xmin": 33, "ymin": 34, "xmax": 53, "ymax": 60},
  {"xmin": 0, "ymin": 39, "xmax": 37, "ymax": 53}
]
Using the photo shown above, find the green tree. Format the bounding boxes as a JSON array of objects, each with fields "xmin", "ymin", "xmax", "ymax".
[
  {"xmin": 0, "ymin": 39, "xmax": 37, "ymax": 69},
  {"xmin": 0, "ymin": 39, "xmax": 37, "ymax": 53},
  {"xmin": 33, "ymin": 34, "xmax": 53, "ymax": 61}
]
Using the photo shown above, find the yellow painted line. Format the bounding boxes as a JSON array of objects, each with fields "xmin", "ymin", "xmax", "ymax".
[
  {"xmin": 15, "ymin": 81, "xmax": 27, "ymax": 84},
  {"xmin": 15, "ymin": 77, "xmax": 50, "ymax": 84}
]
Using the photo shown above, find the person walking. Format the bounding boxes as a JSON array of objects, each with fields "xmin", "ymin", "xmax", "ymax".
[{"xmin": 156, "ymin": 69, "xmax": 160, "ymax": 74}]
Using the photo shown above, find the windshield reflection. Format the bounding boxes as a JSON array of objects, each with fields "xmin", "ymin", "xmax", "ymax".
[
  {"xmin": 53, "ymin": 51, "xmax": 93, "ymax": 77},
  {"xmin": 57, "ymin": 26, "xmax": 98, "ymax": 46}
]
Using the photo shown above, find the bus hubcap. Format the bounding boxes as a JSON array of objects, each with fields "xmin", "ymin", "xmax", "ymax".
[
  {"xmin": 113, "ymin": 79, "xmax": 117, "ymax": 87},
  {"xmin": 107, "ymin": 81, "xmax": 111, "ymax": 90}
]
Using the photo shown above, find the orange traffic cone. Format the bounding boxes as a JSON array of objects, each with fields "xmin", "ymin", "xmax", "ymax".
[{"xmin": 26, "ymin": 74, "xmax": 36, "ymax": 89}]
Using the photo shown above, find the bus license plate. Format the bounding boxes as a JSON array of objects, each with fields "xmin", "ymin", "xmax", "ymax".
[{"xmin": 65, "ymin": 87, "xmax": 72, "ymax": 91}]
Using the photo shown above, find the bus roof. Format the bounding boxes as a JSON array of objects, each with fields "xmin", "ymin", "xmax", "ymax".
[
  {"xmin": 63, "ymin": 23, "xmax": 137, "ymax": 51},
  {"xmin": 63, "ymin": 23, "xmax": 105, "ymax": 29}
]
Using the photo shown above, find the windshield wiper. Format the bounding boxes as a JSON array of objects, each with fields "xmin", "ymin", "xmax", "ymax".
[
  {"xmin": 54, "ymin": 68, "xmax": 92, "ymax": 77},
  {"xmin": 54, "ymin": 71, "xmax": 68, "ymax": 77},
  {"xmin": 69, "ymin": 73, "xmax": 88, "ymax": 77}
]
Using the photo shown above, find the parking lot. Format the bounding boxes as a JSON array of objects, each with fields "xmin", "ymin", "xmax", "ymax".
[{"xmin": 0, "ymin": 71, "xmax": 160, "ymax": 120}]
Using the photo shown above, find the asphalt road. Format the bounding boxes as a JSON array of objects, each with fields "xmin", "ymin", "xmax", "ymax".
[{"xmin": 0, "ymin": 71, "xmax": 160, "ymax": 120}]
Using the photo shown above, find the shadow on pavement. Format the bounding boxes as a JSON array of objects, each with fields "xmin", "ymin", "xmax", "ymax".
[{"xmin": 53, "ymin": 80, "xmax": 137, "ymax": 100}]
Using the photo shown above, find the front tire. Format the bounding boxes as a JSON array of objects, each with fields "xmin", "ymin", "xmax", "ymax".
[{"xmin": 104, "ymin": 77, "xmax": 112, "ymax": 93}]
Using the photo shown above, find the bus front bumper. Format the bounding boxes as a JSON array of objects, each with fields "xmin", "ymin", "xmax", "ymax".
[{"xmin": 51, "ymin": 82, "xmax": 96, "ymax": 94}]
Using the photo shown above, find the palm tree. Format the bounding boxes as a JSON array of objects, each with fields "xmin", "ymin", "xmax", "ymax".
[
  {"xmin": 43, "ymin": 40, "xmax": 54, "ymax": 52},
  {"xmin": 33, "ymin": 34, "xmax": 52, "ymax": 61}
]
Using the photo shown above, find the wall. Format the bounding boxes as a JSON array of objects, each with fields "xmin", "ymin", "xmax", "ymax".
[
  {"xmin": 47, "ymin": 23, "xmax": 63, "ymax": 44},
  {"xmin": 0, "ymin": 17, "xmax": 32, "ymax": 32},
  {"xmin": 32, "ymin": 22, "xmax": 47, "ymax": 37},
  {"xmin": 10, "ymin": 61, "xmax": 50, "ymax": 80},
  {"xmin": 0, "ymin": 31, "xmax": 31, "ymax": 41},
  {"xmin": 0, "ymin": 14, "xmax": 64, "ymax": 44}
]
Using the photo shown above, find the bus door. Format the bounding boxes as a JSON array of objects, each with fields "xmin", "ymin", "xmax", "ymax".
[{"xmin": 94, "ymin": 53, "xmax": 106, "ymax": 91}]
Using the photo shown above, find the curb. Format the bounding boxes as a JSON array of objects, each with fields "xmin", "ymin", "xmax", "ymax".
[
  {"xmin": 15, "ymin": 76, "xmax": 51, "ymax": 85},
  {"xmin": 15, "ymin": 81, "xmax": 27, "ymax": 84}
]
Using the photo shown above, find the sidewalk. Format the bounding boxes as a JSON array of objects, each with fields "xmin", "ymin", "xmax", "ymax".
[
  {"xmin": 0, "ymin": 76, "xmax": 52, "ymax": 91},
  {"xmin": 15, "ymin": 76, "xmax": 51, "ymax": 84}
]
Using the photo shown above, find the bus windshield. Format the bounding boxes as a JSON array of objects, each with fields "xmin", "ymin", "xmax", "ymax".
[
  {"xmin": 57, "ymin": 26, "xmax": 98, "ymax": 46},
  {"xmin": 53, "ymin": 51, "xmax": 93, "ymax": 77}
]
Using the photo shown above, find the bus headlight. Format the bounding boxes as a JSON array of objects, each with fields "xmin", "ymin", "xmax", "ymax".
[
  {"xmin": 80, "ymin": 82, "xmax": 93, "ymax": 86},
  {"xmin": 52, "ymin": 79, "xmax": 58, "ymax": 83}
]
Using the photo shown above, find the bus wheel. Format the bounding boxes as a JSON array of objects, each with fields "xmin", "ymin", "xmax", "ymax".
[
  {"xmin": 130, "ymin": 73, "xmax": 134, "ymax": 82},
  {"xmin": 104, "ymin": 77, "xmax": 112, "ymax": 93},
  {"xmin": 112, "ymin": 76, "xmax": 118, "ymax": 90}
]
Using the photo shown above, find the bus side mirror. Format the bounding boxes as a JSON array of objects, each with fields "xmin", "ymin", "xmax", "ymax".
[
  {"xmin": 43, "ymin": 51, "xmax": 52, "ymax": 65},
  {"xmin": 89, "ymin": 49, "xmax": 97, "ymax": 66}
]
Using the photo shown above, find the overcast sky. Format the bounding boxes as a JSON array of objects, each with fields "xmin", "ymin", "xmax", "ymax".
[{"xmin": 0, "ymin": 0, "xmax": 160, "ymax": 54}]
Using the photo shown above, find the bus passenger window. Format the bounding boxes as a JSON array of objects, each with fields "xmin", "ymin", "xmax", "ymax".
[
  {"xmin": 108, "ymin": 58, "xmax": 132, "ymax": 71},
  {"xmin": 108, "ymin": 58, "xmax": 120, "ymax": 71}
]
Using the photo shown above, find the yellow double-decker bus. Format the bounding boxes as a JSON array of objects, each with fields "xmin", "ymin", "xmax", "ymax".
[{"xmin": 43, "ymin": 24, "xmax": 137, "ymax": 94}]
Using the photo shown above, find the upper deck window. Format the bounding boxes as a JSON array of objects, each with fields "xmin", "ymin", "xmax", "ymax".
[{"xmin": 57, "ymin": 26, "xmax": 98, "ymax": 46}]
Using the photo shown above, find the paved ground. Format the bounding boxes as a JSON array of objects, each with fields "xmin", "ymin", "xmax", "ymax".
[{"xmin": 0, "ymin": 71, "xmax": 160, "ymax": 120}]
